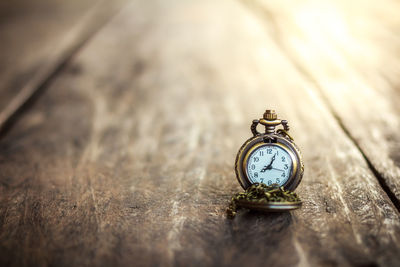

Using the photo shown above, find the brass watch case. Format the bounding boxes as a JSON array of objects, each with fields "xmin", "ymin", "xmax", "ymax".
[
  {"xmin": 235, "ymin": 133, "xmax": 304, "ymax": 191},
  {"xmin": 236, "ymin": 199, "xmax": 302, "ymax": 212}
]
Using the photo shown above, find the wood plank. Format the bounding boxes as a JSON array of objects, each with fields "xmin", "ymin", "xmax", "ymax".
[
  {"xmin": 0, "ymin": 0, "xmax": 127, "ymax": 133},
  {"xmin": 0, "ymin": 0, "xmax": 399, "ymax": 266},
  {"xmin": 242, "ymin": 0, "xmax": 400, "ymax": 206}
]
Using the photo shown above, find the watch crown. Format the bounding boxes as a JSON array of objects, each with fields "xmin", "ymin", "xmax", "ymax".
[{"xmin": 263, "ymin": 110, "xmax": 277, "ymax": 120}]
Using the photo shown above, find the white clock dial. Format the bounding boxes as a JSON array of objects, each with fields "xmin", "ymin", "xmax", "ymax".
[{"xmin": 246, "ymin": 145, "xmax": 293, "ymax": 186}]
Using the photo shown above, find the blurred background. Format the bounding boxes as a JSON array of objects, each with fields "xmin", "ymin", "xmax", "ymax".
[{"xmin": 1, "ymin": 0, "xmax": 400, "ymax": 266}]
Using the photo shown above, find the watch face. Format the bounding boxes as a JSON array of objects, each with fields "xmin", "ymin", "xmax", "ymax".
[{"xmin": 246, "ymin": 144, "xmax": 293, "ymax": 186}]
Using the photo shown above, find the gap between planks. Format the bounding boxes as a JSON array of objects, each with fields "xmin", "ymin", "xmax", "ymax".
[{"xmin": 0, "ymin": 0, "xmax": 128, "ymax": 139}]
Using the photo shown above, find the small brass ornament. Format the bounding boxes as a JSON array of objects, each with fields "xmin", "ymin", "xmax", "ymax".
[{"xmin": 228, "ymin": 110, "xmax": 304, "ymax": 217}]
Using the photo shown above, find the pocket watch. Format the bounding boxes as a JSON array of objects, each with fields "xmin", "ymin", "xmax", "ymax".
[{"xmin": 235, "ymin": 110, "xmax": 304, "ymax": 191}]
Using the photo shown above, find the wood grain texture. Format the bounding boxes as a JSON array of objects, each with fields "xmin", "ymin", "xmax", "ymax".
[
  {"xmin": 243, "ymin": 0, "xmax": 400, "ymax": 205},
  {"xmin": 0, "ymin": 0, "xmax": 127, "ymax": 133},
  {"xmin": 1, "ymin": 0, "xmax": 400, "ymax": 266}
]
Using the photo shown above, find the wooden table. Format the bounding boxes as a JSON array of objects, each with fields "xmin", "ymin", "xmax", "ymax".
[{"xmin": 1, "ymin": 0, "xmax": 400, "ymax": 266}]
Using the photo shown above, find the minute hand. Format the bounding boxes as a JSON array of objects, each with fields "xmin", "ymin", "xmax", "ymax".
[{"xmin": 260, "ymin": 154, "xmax": 276, "ymax": 172}]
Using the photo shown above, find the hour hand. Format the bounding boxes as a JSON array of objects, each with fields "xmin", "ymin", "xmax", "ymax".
[
  {"xmin": 260, "ymin": 163, "xmax": 273, "ymax": 172},
  {"xmin": 260, "ymin": 166, "xmax": 269, "ymax": 173}
]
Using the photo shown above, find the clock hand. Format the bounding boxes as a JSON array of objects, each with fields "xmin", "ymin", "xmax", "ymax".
[
  {"xmin": 260, "ymin": 166, "xmax": 268, "ymax": 172},
  {"xmin": 271, "ymin": 167, "xmax": 284, "ymax": 172},
  {"xmin": 260, "ymin": 153, "xmax": 276, "ymax": 172},
  {"xmin": 267, "ymin": 154, "xmax": 277, "ymax": 169}
]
